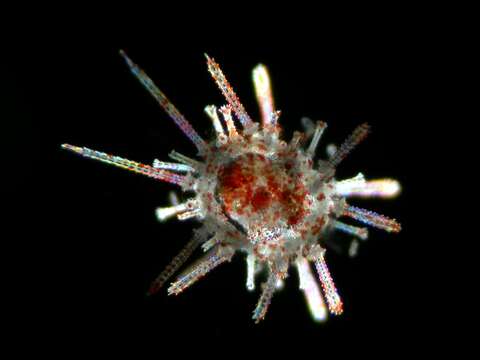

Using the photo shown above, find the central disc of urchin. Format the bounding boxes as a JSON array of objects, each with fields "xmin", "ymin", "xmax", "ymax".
[{"xmin": 217, "ymin": 152, "xmax": 310, "ymax": 241}]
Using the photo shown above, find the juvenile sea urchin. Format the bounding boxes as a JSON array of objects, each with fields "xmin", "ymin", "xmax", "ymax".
[{"xmin": 62, "ymin": 51, "xmax": 401, "ymax": 323}]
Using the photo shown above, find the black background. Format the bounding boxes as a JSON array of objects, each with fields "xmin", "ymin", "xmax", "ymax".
[{"xmin": 3, "ymin": 8, "xmax": 451, "ymax": 355}]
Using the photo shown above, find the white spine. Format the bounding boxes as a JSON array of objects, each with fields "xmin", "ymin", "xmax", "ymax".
[{"xmin": 246, "ymin": 254, "xmax": 256, "ymax": 291}]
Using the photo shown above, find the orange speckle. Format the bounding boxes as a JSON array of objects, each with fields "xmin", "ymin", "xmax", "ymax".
[{"xmin": 251, "ymin": 187, "xmax": 272, "ymax": 211}]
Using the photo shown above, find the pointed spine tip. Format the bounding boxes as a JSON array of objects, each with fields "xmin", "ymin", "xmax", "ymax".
[
  {"xmin": 61, "ymin": 143, "xmax": 81, "ymax": 153},
  {"xmin": 119, "ymin": 49, "xmax": 128, "ymax": 61},
  {"xmin": 119, "ymin": 49, "xmax": 135, "ymax": 69}
]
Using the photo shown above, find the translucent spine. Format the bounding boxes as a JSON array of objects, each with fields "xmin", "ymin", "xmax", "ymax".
[
  {"xmin": 156, "ymin": 199, "xmax": 198, "ymax": 222},
  {"xmin": 252, "ymin": 272, "xmax": 277, "ymax": 323},
  {"xmin": 201, "ymin": 235, "xmax": 220, "ymax": 252},
  {"xmin": 156, "ymin": 203, "xmax": 188, "ymax": 222},
  {"xmin": 205, "ymin": 54, "xmax": 254, "ymax": 128},
  {"xmin": 168, "ymin": 191, "xmax": 179, "ymax": 206},
  {"xmin": 326, "ymin": 143, "xmax": 338, "ymax": 159},
  {"xmin": 246, "ymin": 254, "xmax": 256, "ymax": 291},
  {"xmin": 204, "ymin": 105, "xmax": 227, "ymax": 144},
  {"xmin": 301, "ymin": 117, "xmax": 316, "ymax": 138},
  {"xmin": 344, "ymin": 205, "xmax": 401, "ymax": 233},
  {"xmin": 168, "ymin": 248, "xmax": 234, "ymax": 295},
  {"xmin": 153, "ymin": 159, "xmax": 194, "ymax": 173},
  {"xmin": 314, "ymin": 253, "xmax": 343, "ymax": 315},
  {"xmin": 307, "ymin": 121, "xmax": 327, "ymax": 156},
  {"xmin": 349, "ymin": 240, "xmax": 360, "ymax": 257},
  {"xmin": 177, "ymin": 209, "xmax": 202, "ymax": 221},
  {"xmin": 147, "ymin": 237, "xmax": 201, "ymax": 295},
  {"xmin": 339, "ymin": 178, "xmax": 401, "ymax": 198},
  {"xmin": 329, "ymin": 123, "xmax": 370, "ymax": 167},
  {"xmin": 333, "ymin": 220, "xmax": 369, "ymax": 240},
  {"xmin": 219, "ymin": 104, "xmax": 238, "ymax": 138},
  {"xmin": 119, "ymin": 50, "xmax": 207, "ymax": 153},
  {"xmin": 252, "ymin": 64, "xmax": 275, "ymax": 128},
  {"xmin": 61, "ymin": 144, "xmax": 185, "ymax": 185},
  {"xmin": 289, "ymin": 131, "xmax": 303, "ymax": 150},
  {"xmin": 168, "ymin": 150, "xmax": 201, "ymax": 169},
  {"xmin": 335, "ymin": 173, "xmax": 366, "ymax": 195},
  {"xmin": 296, "ymin": 256, "xmax": 327, "ymax": 322}
]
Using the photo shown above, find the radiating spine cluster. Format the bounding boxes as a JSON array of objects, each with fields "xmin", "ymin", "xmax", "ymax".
[{"xmin": 62, "ymin": 50, "xmax": 401, "ymax": 323}]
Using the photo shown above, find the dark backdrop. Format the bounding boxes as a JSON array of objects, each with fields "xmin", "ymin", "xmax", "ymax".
[{"xmin": 4, "ymin": 11, "xmax": 446, "ymax": 354}]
